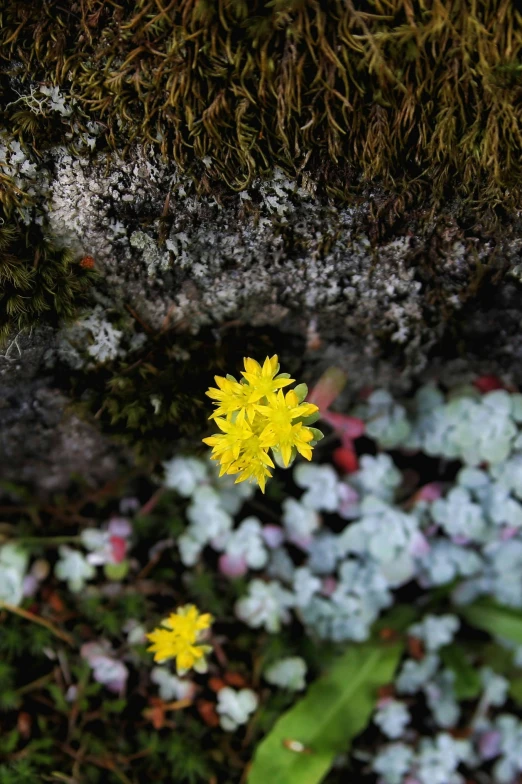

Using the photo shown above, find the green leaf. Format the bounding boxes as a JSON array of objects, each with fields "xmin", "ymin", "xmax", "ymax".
[
  {"xmin": 302, "ymin": 411, "xmax": 320, "ymax": 426},
  {"xmin": 308, "ymin": 427, "xmax": 324, "ymax": 442},
  {"xmin": 293, "ymin": 384, "xmax": 308, "ymax": 403},
  {"xmin": 481, "ymin": 642, "xmax": 515, "ymax": 674},
  {"xmin": 440, "ymin": 645, "xmax": 481, "ymax": 700},
  {"xmin": 510, "ymin": 677, "xmax": 522, "ymax": 705},
  {"xmin": 248, "ymin": 641, "xmax": 404, "ymax": 784},
  {"xmin": 459, "ymin": 600, "xmax": 522, "ymax": 644},
  {"xmin": 46, "ymin": 683, "xmax": 68, "ymax": 713},
  {"xmin": 104, "ymin": 560, "xmax": 129, "ymax": 581},
  {"xmin": 0, "ymin": 729, "xmax": 20, "ymax": 755},
  {"xmin": 272, "ymin": 448, "xmax": 296, "ymax": 469},
  {"xmin": 373, "ymin": 604, "xmax": 418, "ymax": 634},
  {"xmin": 104, "ymin": 698, "xmax": 127, "ymax": 713}
]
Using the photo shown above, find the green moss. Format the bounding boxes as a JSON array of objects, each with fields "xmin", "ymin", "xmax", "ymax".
[
  {"xmin": 0, "ymin": 171, "xmax": 30, "ymax": 219},
  {"xmin": 0, "ymin": 761, "xmax": 41, "ymax": 784},
  {"xmin": 0, "ymin": 211, "xmax": 95, "ymax": 345},
  {"xmin": 1, "ymin": 0, "xmax": 522, "ymax": 212}
]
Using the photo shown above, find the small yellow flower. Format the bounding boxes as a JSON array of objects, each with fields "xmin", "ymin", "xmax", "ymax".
[
  {"xmin": 202, "ymin": 415, "xmax": 253, "ymax": 471},
  {"xmin": 203, "ymin": 356, "xmax": 323, "ymax": 491},
  {"xmin": 162, "ymin": 605, "xmax": 213, "ymax": 640},
  {"xmin": 240, "ymin": 355, "xmax": 294, "ymax": 403},
  {"xmin": 257, "ymin": 389, "xmax": 318, "ymax": 466},
  {"xmin": 206, "ymin": 376, "xmax": 258, "ymax": 422},
  {"xmin": 206, "ymin": 375, "xmax": 244, "ymax": 412},
  {"xmin": 232, "ymin": 458, "xmax": 273, "ymax": 494},
  {"xmin": 226, "ymin": 433, "xmax": 276, "ymax": 493},
  {"xmin": 147, "ymin": 605, "xmax": 213, "ymax": 675}
]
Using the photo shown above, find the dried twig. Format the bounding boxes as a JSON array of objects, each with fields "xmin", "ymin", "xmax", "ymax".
[{"xmin": 0, "ymin": 601, "xmax": 75, "ymax": 647}]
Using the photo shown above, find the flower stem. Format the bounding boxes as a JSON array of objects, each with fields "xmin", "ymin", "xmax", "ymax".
[
  {"xmin": 0, "ymin": 601, "xmax": 75, "ymax": 647},
  {"xmin": 14, "ymin": 535, "xmax": 81, "ymax": 547}
]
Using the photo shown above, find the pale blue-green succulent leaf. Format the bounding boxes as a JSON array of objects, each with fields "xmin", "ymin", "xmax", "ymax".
[{"xmin": 293, "ymin": 384, "xmax": 309, "ymax": 403}]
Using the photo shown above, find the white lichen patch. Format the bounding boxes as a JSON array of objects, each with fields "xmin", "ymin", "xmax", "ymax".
[
  {"xmin": 56, "ymin": 305, "xmax": 147, "ymax": 370},
  {"xmin": 6, "ymin": 82, "xmax": 75, "ymax": 117},
  {"xmin": 130, "ymin": 231, "xmax": 171, "ymax": 277}
]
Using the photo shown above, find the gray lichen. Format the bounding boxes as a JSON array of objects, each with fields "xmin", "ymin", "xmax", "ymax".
[
  {"xmin": 40, "ymin": 147, "xmax": 521, "ymax": 391},
  {"xmin": 3, "ymin": 127, "xmax": 522, "ymax": 384}
]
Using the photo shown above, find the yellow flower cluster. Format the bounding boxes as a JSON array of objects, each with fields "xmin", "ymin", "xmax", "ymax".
[
  {"xmin": 203, "ymin": 355, "xmax": 322, "ymax": 492},
  {"xmin": 147, "ymin": 605, "xmax": 213, "ymax": 675}
]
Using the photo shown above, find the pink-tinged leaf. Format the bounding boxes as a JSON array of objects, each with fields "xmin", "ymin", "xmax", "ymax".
[
  {"xmin": 452, "ymin": 535, "xmax": 471, "ymax": 546},
  {"xmin": 333, "ymin": 446, "xmax": 359, "ymax": 474},
  {"xmin": 288, "ymin": 534, "xmax": 313, "ymax": 551},
  {"xmin": 22, "ymin": 575, "xmax": 39, "ymax": 598},
  {"xmin": 413, "ymin": 482, "xmax": 444, "ymax": 503},
  {"xmin": 321, "ymin": 577, "xmax": 337, "ymax": 596},
  {"xmin": 81, "ymin": 642, "xmax": 128, "ymax": 693},
  {"xmin": 81, "ymin": 641, "xmax": 109, "ymax": 663},
  {"xmin": 219, "ymin": 553, "xmax": 248, "ymax": 578},
  {"xmin": 92, "ymin": 657, "xmax": 128, "ymax": 693},
  {"xmin": 262, "ymin": 525, "xmax": 285, "ymax": 549},
  {"xmin": 338, "ymin": 483, "xmax": 360, "ymax": 520},
  {"xmin": 321, "ymin": 411, "xmax": 365, "ymax": 441},
  {"xmin": 110, "ymin": 535, "xmax": 127, "ymax": 564},
  {"xmin": 473, "ymin": 375, "xmax": 504, "ymax": 393},
  {"xmin": 479, "ymin": 730, "xmax": 502, "ymax": 760},
  {"xmin": 501, "ymin": 526, "xmax": 520, "ymax": 541},
  {"xmin": 307, "ymin": 367, "xmax": 348, "ymax": 410},
  {"xmin": 408, "ymin": 531, "xmax": 430, "ymax": 557},
  {"xmin": 108, "ymin": 517, "xmax": 132, "ymax": 538}
]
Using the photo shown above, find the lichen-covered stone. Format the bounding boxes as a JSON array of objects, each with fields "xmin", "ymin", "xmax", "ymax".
[
  {"xmin": 39, "ymin": 143, "xmax": 521, "ymax": 388},
  {"xmin": 0, "ymin": 329, "xmax": 128, "ymax": 493}
]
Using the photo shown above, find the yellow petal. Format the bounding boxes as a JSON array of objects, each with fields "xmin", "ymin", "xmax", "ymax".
[
  {"xmin": 272, "ymin": 378, "xmax": 295, "ymax": 389},
  {"xmin": 206, "ymin": 387, "xmax": 223, "ymax": 399},
  {"xmin": 196, "ymin": 613, "xmax": 213, "ymax": 630},
  {"xmin": 281, "ymin": 442, "xmax": 292, "ymax": 466},
  {"xmin": 262, "ymin": 356, "xmax": 273, "ymax": 377},
  {"xmin": 244, "ymin": 357, "xmax": 261, "ymax": 374},
  {"xmin": 176, "ymin": 649, "xmax": 196, "ymax": 671},
  {"xmin": 285, "ymin": 390, "xmax": 299, "ymax": 407}
]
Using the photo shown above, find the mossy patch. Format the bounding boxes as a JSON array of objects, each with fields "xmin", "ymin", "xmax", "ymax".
[
  {"xmin": 64, "ymin": 322, "xmax": 304, "ymax": 464},
  {"xmin": 1, "ymin": 0, "xmax": 521, "ymax": 213},
  {"xmin": 0, "ymin": 211, "xmax": 96, "ymax": 345}
]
